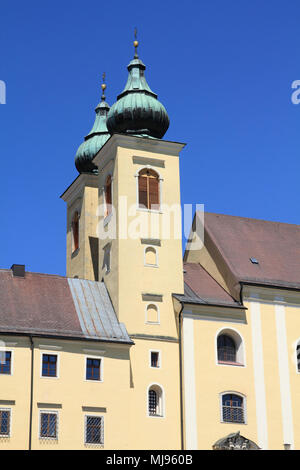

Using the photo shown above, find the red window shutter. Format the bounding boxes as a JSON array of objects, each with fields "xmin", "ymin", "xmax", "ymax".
[
  {"xmin": 149, "ymin": 176, "xmax": 159, "ymax": 209},
  {"xmin": 139, "ymin": 175, "xmax": 148, "ymax": 209}
]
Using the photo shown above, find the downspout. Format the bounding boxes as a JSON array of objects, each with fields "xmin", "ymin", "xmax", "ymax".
[
  {"xmin": 29, "ymin": 335, "xmax": 34, "ymax": 450},
  {"xmin": 178, "ymin": 301, "xmax": 185, "ymax": 451}
]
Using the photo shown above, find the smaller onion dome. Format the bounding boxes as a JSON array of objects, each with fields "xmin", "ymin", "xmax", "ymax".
[
  {"xmin": 75, "ymin": 76, "xmax": 111, "ymax": 174},
  {"xmin": 106, "ymin": 35, "xmax": 169, "ymax": 139}
]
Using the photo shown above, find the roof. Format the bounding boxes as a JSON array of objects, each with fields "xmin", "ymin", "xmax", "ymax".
[
  {"xmin": 203, "ymin": 212, "xmax": 300, "ymax": 291},
  {"xmin": 174, "ymin": 263, "xmax": 243, "ymax": 308},
  {"xmin": 0, "ymin": 270, "xmax": 133, "ymax": 344}
]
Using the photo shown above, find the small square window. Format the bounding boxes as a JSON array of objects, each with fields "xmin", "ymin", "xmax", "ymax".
[
  {"xmin": 150, "ymin": 351, "xmax": 160, "ymax": 368},
  {"xmin": 0, "ymin": 352, "xmax": 12, "ymax": 375},
  {"xmin": 42, "ymin": 354, "xmax": 57, "ymax": 377},
  {"xmin": 85, "ymin": 415, "xmax": 104, "ymax": 445},
  {"xmin": 40, "ymin": 412, "xmax": 58, "ymax": 439},
  {"xmin": 86, "ymin": 358, "xmax": 101, "ymax": 381}
]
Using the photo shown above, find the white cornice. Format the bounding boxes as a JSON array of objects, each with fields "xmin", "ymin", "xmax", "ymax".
[{"xmin": 60, "ymin": 173, "xmax": 98, "ymax": 204}]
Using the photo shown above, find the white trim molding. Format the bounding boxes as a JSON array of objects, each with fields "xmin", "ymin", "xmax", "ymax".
[
  {"xmin": 250, "ymin": 299, "xmax": 268, "ymax": 449},
  {"xmin": 182, "ymin": 317, "xmax": 198, "ymax": 450},
  {"xmin": 274, "ymin": 301, "xmax": 294, "ymax": 449}
]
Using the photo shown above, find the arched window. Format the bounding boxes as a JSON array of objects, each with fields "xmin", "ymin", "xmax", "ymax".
[
  {"xmin": 138, "ymin": 169, "xmax": 159, "ymax": 210},
  {"xmin": 222, "ymin": 393, "xmax": 245, "ymax": 424},
  {"xmin": 217, "ymin": 334, "xmax": 236, "ymax": 363},
  {"xmin": 104, "ymin": 175, "xmax": 112, "ymax": 217},
  {"xmin": 148, "ymin": 385, "xmax": 163, "ymax": 416},
  {"xmin": 144, "ymin": 246, "xmax": 157, "ymax": 266},
  {"xmin": 146, "ymin": 304, "xmax": 159, "ymax": 324},
  {"xmin": 71, "ymin": 211, "xmax": 80, "ymax": 253}
]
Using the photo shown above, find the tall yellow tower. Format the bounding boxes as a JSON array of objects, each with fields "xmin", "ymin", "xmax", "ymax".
[{"xmin": 62, "ymin": 39, "xmax": 186, "ymax": 449}]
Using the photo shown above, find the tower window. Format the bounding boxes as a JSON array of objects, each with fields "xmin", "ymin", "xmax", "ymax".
[
  {"xmin": 138, "ymin": 169, "xmax": 160, "ymax": 210},
  {"xmin": 71, "ymin": 211, "xmax": 80, "ymax": 253},
  {"xmin": 104, "ymin": 175, "xmax": 112, "ymax": 217},
  {"xmin": 144, "ymin": 246, "xmax": 158, "ymax": 266},
  {"xmin": 221, "ymin": 393, "xmax": 245, "ymax": 424},
  {"xmin": 146, "ymin": 304, "xmax": 159, "ymax": 324},
  {"xmin": 148, "ymin": 385, "xmax": 164, "ymax": 417},
  {"xmin": 150, "ymin": 351, "xmax": 160, "ymax": 368}
]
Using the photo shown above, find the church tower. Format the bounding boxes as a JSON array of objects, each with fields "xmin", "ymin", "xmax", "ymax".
[{"xmin": 62, "ymin": 37, "xmax": 185, "ymax": 449}]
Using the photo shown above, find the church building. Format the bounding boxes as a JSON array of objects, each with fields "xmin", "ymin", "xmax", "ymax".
[{"xmin": 0, "ymin": 38, "xmax": 299, "ymax": 450}]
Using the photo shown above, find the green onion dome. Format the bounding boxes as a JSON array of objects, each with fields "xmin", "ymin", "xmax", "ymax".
[
  {"xmin": 75, "ymin": 84, "xmax": 110, "ymax": 174},
  {"xmin": 106, "ymin": 47, "xmax": 169, "ymax": 139}
]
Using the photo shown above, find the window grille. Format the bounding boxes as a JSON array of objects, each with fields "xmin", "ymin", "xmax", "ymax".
[
  {"xmin": 0, "ymin": 352, "xmax": 11, "ymax": 374},
  {"xmin": 40, "ymin": 412, "xmax": 58, "ymax": 439},
  {"xmin": 222, "ymin": 394, "xmax": 244, "ymax": 423},
  {"xmin": 85, "ymin": 416, "xmax": 104, "ymax": 445},
  {"xmin": 86, "ymin": 358, "xmax": 101, "ymax": 381},
  {"xmin": 0, "ymin": 410, "xmax": 10, "ymax": 436},
  {"xmin": 217, "ymin": 335, "xmax": 236, "ymax": 363},
  {"xmin": 148, "ymin": 389, "xmax": 158, "ymax": 415},
  {"xmin": 42, "ymin": 354, "xmax": 57, "ymax": 377}
]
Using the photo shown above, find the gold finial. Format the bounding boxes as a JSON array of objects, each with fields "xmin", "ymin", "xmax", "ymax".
[
  {"xmin": 133, "ymin": 27, "xmax": 139, "ymax": 57},
  {"xmin": 101, "ymin": 72, "xmax": 106, "ymax": 100}
]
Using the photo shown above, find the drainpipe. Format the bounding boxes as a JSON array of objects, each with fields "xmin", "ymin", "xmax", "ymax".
[
  {"xmin": 178, "ymin": 301, "xmax": 185, "ymax": 451},
  {"xmin": 28, "ymin": 335, "xmax": 34, "ymax": 450}
]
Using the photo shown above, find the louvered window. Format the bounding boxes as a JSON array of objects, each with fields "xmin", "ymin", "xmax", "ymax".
[{"xmin": 138, "ymin": 169, "xmax": 160, "ymax": 210}]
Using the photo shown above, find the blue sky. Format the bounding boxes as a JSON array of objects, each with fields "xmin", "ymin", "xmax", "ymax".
[{"xmin": 1, "ymin": 0, "xmax": 300, "ymax": 276}]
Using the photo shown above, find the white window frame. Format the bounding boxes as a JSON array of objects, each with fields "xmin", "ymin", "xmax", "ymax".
[
  {"xmin": 135, "ymin": 166, "xmax": 164, "ymax": 214},
  {"xmin": 144, "ymin": 245, "xmax": 159, "ymax": 268},
  {"xmin": 84, "ymin": 414, "xmax": 104, "ymax": 446},
  {"xmin": 219, "ymin": 391, "xmax": 247, "ymax": 425},
  {"xmin": 40, "ymin": 351, "xmax": 60, "ymax": 379},
  {"xmin": 147, "ymin": 383, "xmax": 165, "ymax": 418},
  {"xmin": 39, "ymin": 410, "xmax": 59, "ymax": 440},
  {"xmin": 215, "ymin": 327, "xmax": 246, "ymax": 367},
  {"xmin": 145, "ymin": 303, "xmax": 160, "ymax": 325},
  {"xmin": 149, "ymin": 350, "xmax": 161, "ymax": 369},
  {"xmin": 0, "ymin": 407, "xmax": 12, "ymax": 438},
  {"xmin": 84, "ymin": 355, "xmax": 104, "ymax": 382},
  {"xmin": 0, "ymin": 349, "xmax": 14, "ymax": 376}
]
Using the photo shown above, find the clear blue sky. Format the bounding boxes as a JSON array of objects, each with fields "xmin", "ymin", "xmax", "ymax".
[{"xmin": 1, "ymin": 0, "xmax": 299, "ymax": 276}]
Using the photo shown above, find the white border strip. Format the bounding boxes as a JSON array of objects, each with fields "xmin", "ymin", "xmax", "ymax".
[
  {"xmin": 275, "ymin": 302, "xmax": 294, "ymax": 449},
  {"xmin": 250, "ymin": 300, "xmax": 268, "ymax": 449},
  {"xmin": 183, "ymin": 317, "xmax": 198, "ymax": 449}
]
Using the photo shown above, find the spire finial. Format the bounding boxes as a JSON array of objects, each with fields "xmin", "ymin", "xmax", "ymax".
[
  {"xmin": 133, "ymin": 27, "xmax": 139, "ymax": 58},
  {"xmin": 101, "ymin": 72, "xmax": 106, "ymax": 100}
]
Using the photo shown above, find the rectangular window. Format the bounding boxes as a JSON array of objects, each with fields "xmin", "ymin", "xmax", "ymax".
[
  {"xmin": 42, "ymin": 354, "xmax": 57, "ymax": 377},
  {"xmin": 0, "ymin": 410, "xmax": 10, "ymax": 436},
  {"xmin": 85, "ymin": 415, "xmax": 104, "ymax": 445},
  {"xmin": 86, "ymin": 358, "xmax": 101, "ymax": 381},
  {"xmin": 40, "ymin": 412, "xmax": 58, "ymax": 439},
  {"xmin": 0, "ymin": 351, "xmax": 11, "ymax": 375},
  {"xmin": 150, "ymin": 351, "xmax": 160, "ymax": 368}
]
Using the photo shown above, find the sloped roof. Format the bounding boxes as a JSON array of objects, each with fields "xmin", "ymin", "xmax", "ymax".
[
  {"xmin": 174, "ymin": 263, "xmax": 243, "ymax": 308},
  {"xmin": 0, "ymin": 269, "xmax": 132, "ymax": 344},
  {"xmin": 203, "ymin": 212, "xmax": 300, "ymax": 290}
]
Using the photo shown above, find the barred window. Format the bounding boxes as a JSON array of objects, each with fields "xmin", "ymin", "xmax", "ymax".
[
  {"xmin": 148, "ymin": 385, "xmax": 163, "ymax": 417},
  {"xmin": 86, "ymin": 358, "xmax": 101, "ymax": 381},
  {"xmin": 217, "ymin": 335, "xmax": 236, "ymax": 363},
  {"xmin": 85, "ymin": 416, "xmax": 104, "ymax": 445},
  {"xmin": 222, "ymin": 394, "xmax": 245, "ymax": 423},
  {"xmin": 0, "ymin": 410, "xmax": 10, "ymax": 436},
  {"xmin": 40, "ymin": 412, "xmax": 58, "ymax": 439},
  {"xmin": 0, "ymin": 351, "xmax": 11, "ymax": 374},
  {"xmin": 42, "ymin": 354, "xmax": 57, "ymax": 377}
]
